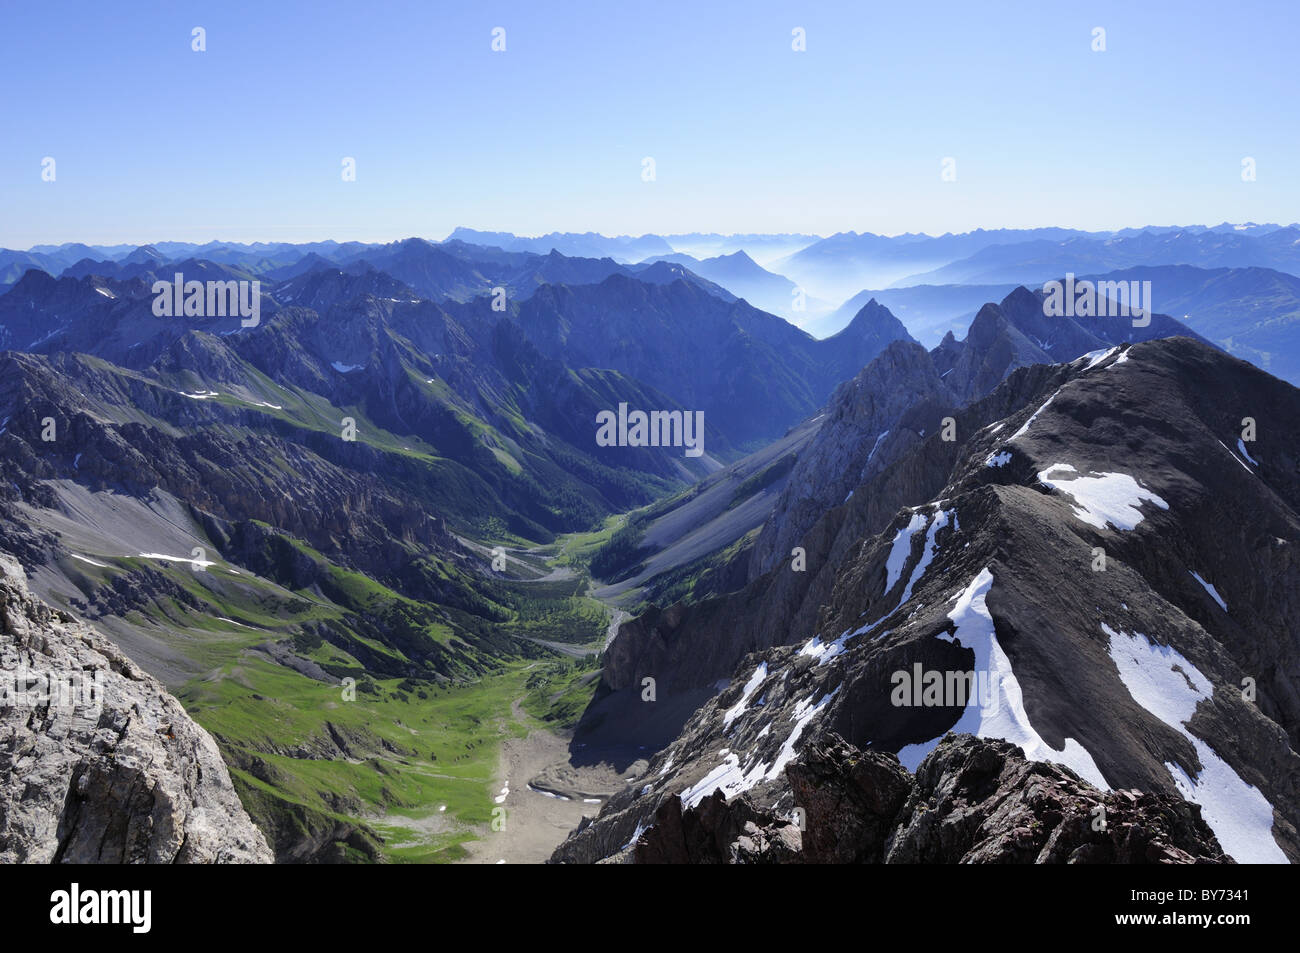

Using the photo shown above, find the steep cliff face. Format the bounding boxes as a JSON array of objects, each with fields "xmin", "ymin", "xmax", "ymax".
[
  {"xmin": 558, "ymin": 338, "xmax": 1300, "ymax": 865},
  {"xmin": 0, "ymin": 554, "xmax": 272, "ymax": 863},
  {"xmin": 579, "ymin": 358, "xmax": 1064, "ymax": 751},
  {"xmin": 748, "ymin": 339, "xmax": 958, "ymax": 577}
]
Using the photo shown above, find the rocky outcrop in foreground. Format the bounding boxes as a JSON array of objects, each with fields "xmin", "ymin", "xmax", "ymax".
[
  {"xmin": 0, "ymin": 554, "xmax": 272, "ymax": 863},
  {"xmin": 632, "ymin": 734, "xmax": 1230, "ymax": 864}
]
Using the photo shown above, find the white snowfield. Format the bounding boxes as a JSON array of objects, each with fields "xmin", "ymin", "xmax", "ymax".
[
  {"xmin": 986, "ymin": 450, "xmax": 1012, "ymax": 468},
  {"xmin": 896, "ymin": 567, "xmax": 1108, "ymax": 788},
  {"xmin": 1102, "ymin": 623, "xmax": 1286, "ymax": 864},
  {"xmin": 1037, "ymin": 463, "xmax": 1169, "ymax": 531}
]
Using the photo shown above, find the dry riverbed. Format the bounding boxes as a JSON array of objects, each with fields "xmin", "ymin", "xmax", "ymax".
[{"xmin": 459, "ymin": 702, "xmax": 632, "ymax": 864}]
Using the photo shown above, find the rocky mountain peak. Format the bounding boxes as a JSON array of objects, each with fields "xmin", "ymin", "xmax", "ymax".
[{"xmin": 0, "ymin": 554, "xmax": 272, "ymax": 863}]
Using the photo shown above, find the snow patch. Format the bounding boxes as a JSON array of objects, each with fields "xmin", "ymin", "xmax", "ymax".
[
  {"xmin": 1078, "ymin": 346, "xmax": 1118, "ymax": 370},
  {"xmin": 767, "ymin": 689, "xmax": 839, "ymax": 780},
  {"xmin": 138, "ymin": 552, "xmax": 215, "ymax": 568},
  {"xmin": 682, "ymin": 689, "xmax": 838, "ymax": 809},
  {"xmin": 723, "ymin": 663, "xmax": 768, "ymax": 728},
  {"xmin": 897, "ymin": 509, "xmax": 953, "ymax": 606},
  {"xmin": 528, "ymin": 784, "xmax": 571, "ymax": 801},
  {"xmin": 680, "ymin": 751, "xmax": 766, "ymax": 808},
  {"xmin": 885, "ymin": 512, "xmax": 928, "ymax": 593},
  {"xmin": 897, "ymin": 568, "xmax": 1108, "ymax": 788},
  {"xmin": 1103, "ymin": 624, "xmax": 1285, "ymax": 863},
  {"xmin": 1217, "ymin": 439, "xmax": 1256, "ymax": 476},
  {"xmin": 1189, "ymin": 571, "xmax": 1227, "ymax": 612},
  {"xmin": 1037, "ymin": 464, "xmax": 1168, "ymax": 531},
  {"xmin": 986, "ymin": 450, "xmax": 1012, "ymax": 468},
  {"xmin": 621, "ymin": 820, "xmax": 649, "ymax": 851},
  {"xmin": 1010, "ymin": 389, "xmax": 1061, "ymax": 441},
  {"xmin": 866, "ymin": 430, "xmax": 890, "ymax": 464}
]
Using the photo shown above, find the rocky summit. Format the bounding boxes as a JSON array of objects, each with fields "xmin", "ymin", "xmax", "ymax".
[
  {"xmin": 0, "ymin": 554, "xmax": 272, "ymax": 863},
  {"xmin": 627, "ymin": 733, "xmax": 1231, "ymax": 864}
]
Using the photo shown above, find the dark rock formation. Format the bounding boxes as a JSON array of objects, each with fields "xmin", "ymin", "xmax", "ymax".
[{"xmin": 630, "ymin": 734, "xmax": 1231, "ymax": 864}]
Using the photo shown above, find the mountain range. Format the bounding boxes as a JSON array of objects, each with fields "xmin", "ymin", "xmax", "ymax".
[{"xmin": 1, "ymin": 225, "xmax": 1298, "ymax": 866}]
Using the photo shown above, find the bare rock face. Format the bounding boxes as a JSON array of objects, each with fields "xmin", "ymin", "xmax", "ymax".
[
  {"xmin": 884, "ymin": 734, "xmax": 1230, "ymax": 864},
  {"xmin": 0, "ymin": 553, "xmax": 272, "ymax": 863},
  {"xmin": 628, "ymin": 734, "xmax": 1230, "ymax": 864},
  {"xmin": 633, "ymin": 790, "xmax": 802, "ymax": 864},
  {"xmin": 749, "ymin": 338, "xmax": 957, "ymax": 577},
  {"xmin": 786, "ymin": 735, "xmax": 913, "ymax": 863}
]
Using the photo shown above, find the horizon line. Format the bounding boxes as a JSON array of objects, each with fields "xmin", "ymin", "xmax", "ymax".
[{"xmin": 10, "ymin": 220, "xmax": 1299, "ymax": 254}]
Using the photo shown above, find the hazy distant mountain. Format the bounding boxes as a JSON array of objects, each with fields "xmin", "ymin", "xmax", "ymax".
[
  {"xmin": 265, "ymin": 239, "xmax": 732, "ymax": 305},
  {"xmin": 1073, "ymin": 264, "xmax": 1300, "ymax": 386},
  {"xmin": 898, "ymin": 227, "xmax": 1300, "ymax": 287},
  {"xmin": 640, "ymin": 250, "xmax": 823, "ymax": 318},
  {"xmin": 121, "ymin": 244, "xmax": 166, "ymax": 266},
  {"xmin": 813, "ymin": 283, "xmax": 1020, "ymax": 344},
  {"xmin": 778, "ymin": 228, "xmax": 1096, "ymax": 302},
  {"xmin": 661, "ymin": 233, "xmax": 821, "ymax": 267},
  {"xmin": 445, "ymin": 227, "xmax": 673, "ymax": 262},
  {"xmin": 516, "ymin": 275, "xmax": 914, "ymax": 448}
]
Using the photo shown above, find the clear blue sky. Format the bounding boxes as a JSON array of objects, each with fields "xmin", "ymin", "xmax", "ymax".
[{"xmin": 1, "ymin": 0, "xmax": 1297, "ymax": 247}]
